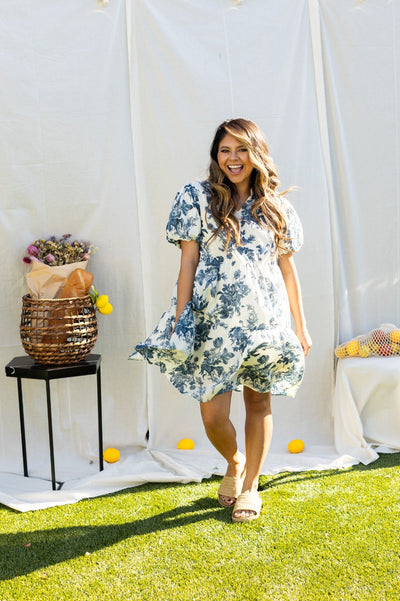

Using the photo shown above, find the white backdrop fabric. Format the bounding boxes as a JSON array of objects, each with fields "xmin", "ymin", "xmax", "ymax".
[
  {"xmin": 334, "ymin": 357, "xmax": 400, "ymax": 464},
  {"xmin": 0, "ymin": 0, "xmax": 399, "ymax": 511}
]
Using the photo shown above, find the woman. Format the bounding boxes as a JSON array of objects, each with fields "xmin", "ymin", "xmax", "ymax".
[{"xmin": 131, "ymin": 118, "xmax": 312, "ymax": 522}]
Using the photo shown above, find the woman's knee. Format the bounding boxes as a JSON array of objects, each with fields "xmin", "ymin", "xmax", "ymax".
[
  {"xmin": 243, "ymin": 388, "xmax": 272, "ymax": 415},
  {"xmin": 200, "ymin": 392, "xmax": 232, "ymax": 429}
]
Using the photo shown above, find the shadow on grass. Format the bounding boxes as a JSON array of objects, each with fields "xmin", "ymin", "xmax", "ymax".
[
  {"xmin": 1, "ymin": 453, "xmax": 399, "ymax": 580},
  {"xmin": 259, "ymin": 452, "xmax": 400, "ymax": 492},
  {"xmin": 0, "ymin": 495, "xmax": 231, "ymax": 580}
]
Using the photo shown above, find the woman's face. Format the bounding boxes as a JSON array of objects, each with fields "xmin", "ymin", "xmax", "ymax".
[{"xmin": 217, "ymin": 133, "xmax": 253, "ymax": 193}]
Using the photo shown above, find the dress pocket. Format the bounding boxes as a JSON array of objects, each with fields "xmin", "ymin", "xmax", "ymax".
[
  {"xmin": 191, "ymin": 255, "xmax": 222, "ymax": 316},
  {"xmin": 170, "ymin": 301, "xmax": 195, "ymax": 355}
]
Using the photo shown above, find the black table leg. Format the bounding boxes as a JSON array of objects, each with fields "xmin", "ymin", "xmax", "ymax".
[
  {"xmin": 45, "ymin": 380, "xmax": 56, "ymax": 490},
  {"xmin": 16, "ymin": 378, "xmax": 28, "ymax": 477},
  {"xmin": 5, "ymin": 355, "xmax": 103, "ymax": 490},
  {"xmin": 97, "ymin": 367, "xmax": 104, "ymax": 471}
]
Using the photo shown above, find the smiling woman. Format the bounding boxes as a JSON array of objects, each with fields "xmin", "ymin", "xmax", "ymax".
[
  {"xmin": 207, "ymin": 118, "xmax": 289, "ymax": 252},
  {"xmin": 131, "ymin": 118, "xmax": 312, "ymax": 523},
  {"xmin": 217, "ymin": 134, "xmax": 254, "ymax": 204}
]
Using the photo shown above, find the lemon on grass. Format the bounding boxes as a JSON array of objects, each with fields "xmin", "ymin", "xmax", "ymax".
[
  {"xmin": 177, "ymin": 438, "xmax": 195, "ymax": 450},
  {"xmin": 103, "ymin": 447, "xmax": 120, "ymax": 463},
  {"xmin": 288, "ymin": 439, "xmax": 305, "ymax": 454}
]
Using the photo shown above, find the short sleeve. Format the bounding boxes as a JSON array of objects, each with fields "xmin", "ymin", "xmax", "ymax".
[
  {"xmin": 278, "ymin": 197, "xmax": 304, "ymax": 255},
  {"xmin": 166, "ymin": 183, "xmax": 202, "ymax": 247}
]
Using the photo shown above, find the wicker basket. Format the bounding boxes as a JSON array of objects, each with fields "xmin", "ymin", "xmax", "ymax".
[{"xmin": 20, "ymin": 295, "xmax": 98, "ymax": 365}]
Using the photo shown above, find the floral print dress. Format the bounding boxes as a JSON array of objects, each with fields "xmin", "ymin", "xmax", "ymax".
[{"xmin": 130, "ymin": 181, "xmax": 305, "ymax": 403}]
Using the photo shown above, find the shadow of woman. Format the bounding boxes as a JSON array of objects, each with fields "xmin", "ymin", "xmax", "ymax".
[{"xmin": 0, "ymin": 495, "xmax": 231, "ymax": 580}]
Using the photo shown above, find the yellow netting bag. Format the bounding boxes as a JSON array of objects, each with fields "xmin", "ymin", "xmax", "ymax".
[{"xmin": 335, "ymin": 323, "xmax": 400, "ymax": 358}]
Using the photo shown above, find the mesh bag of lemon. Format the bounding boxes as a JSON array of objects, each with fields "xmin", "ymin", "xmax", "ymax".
[{"xmin": 335, "ymin": 323, "xmax": 400, "ymax": 358}]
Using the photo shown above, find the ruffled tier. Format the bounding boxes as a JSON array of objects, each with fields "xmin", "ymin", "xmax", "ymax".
[
  {"xmin": 130, "ymin": 302, "xmax": 304, "ymax": 402},
  {"xmin": 130, "ymin": 302, "xmax": 195, "ymax": 364}
]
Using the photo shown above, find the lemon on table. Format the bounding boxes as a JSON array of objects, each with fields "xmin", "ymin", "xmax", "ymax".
[
  {"xmin": 358, "ymin": 344, "xmax": 371, "ymax": 358},
  {"xmin": 288, "ymin": 439, "xmax": 305, "ymax": 454},
  {"xmin": 346, "ymin": 339, "xmax": 360, "ymax": 357},
  {"xmin": 177, "ymin": 438, "xmax": 195, "ymax": 450},
  {"xmin": 389, "ymin": 329, "xmax": 400, "ymax": 344},
  {"xmin": 335, "ymin": 345, "xmax": 347, "ymax": 358},
  {"xmin": 390, "ymin": 342, "xmax": 400, "ymax": 355},
  {"xmin": 103, "ymin": 447, "xmax": 120, "ymax": 463},
  {"xmin": 369, "ymin": 342, "xmax": 380, "ymax": 355},
  {"xmin": 99, "ymin": 302, "xmax": 113, "ymax": 315},
  {"xmin": 96, "ymin": 294, "xmax": 109, "ymax": 309}
]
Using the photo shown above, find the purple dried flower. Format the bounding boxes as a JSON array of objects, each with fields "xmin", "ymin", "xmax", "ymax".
[
  {"xmin": 23, "ymin": 234, "xmax": 96, "ymax": 267},
  {"xmin": 27, "ymin": 244, "xmax": 38, "ymax": 256}
]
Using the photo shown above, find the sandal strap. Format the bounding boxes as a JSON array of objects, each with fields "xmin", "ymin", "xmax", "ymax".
[
  {"xmin": 218, "ymin": 473, "xmax": 245, "ymax": 498},
  {"xmin": 232, "ymin": 490, "xmax": 262, "ymax": 515},
  {"xmin": 217, "ymin": 453, "xmax": 246, "ymax": 499}
]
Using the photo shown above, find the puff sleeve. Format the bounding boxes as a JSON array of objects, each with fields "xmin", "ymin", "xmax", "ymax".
[
  {"xmin": 166, "ymin": 184, "xmax": 202, "ymax": 247},
  {"xmin": 277, "ymin": 197, "xmax": 304, "ymax": 255}
]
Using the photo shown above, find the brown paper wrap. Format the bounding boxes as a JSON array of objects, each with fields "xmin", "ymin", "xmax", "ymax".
[{"xmin": 26, "ymin": 260, "xmax": 88, "ymax": 299}]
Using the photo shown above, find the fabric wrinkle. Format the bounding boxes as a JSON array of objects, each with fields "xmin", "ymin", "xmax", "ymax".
[{"xmin": 130, "ymin": 181, "xmax": 305, "ymax": 402}]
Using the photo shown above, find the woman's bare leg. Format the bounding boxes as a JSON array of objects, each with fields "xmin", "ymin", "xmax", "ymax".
[
  {"xmin": 233, "ymin": 388, "xmax": 272, "ymax": 520},
  {"xmin": 200, "ymin": 391, "xmax": 244, "ymax": 505}
]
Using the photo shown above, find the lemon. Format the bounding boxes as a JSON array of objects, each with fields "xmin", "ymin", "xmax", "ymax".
[
  {"xmin": 390, "ymin": 342, "xmax": 400, "ymax": 355},
  {"xmin": 346, "ymin": 339, "xmax": 360, "ymax": 357},
  {"xmin": 103, "ymin": 447, "xmax": 120, "ymax": 463},
  {"xmin": 288, "ymin": 439, "xmax": 305, "ymax": 454},
  {"xmin": 389, "ymin": 329, "xmax": 400, "ymax": 344},
  {"xmin": 99, "ymin": 302, "xmax": 113, "ymax": 315},
  {"xmin": 369, "ymin": 342, "xmax": 380, "ymax": 355},
  {"xmin": 335, "ymin": 345, "xmax": 347, "ymax": 358},
  {"xmin": 96, "ymin": 294, "xmax": 109, "ymax": 309},
  {"xmin": 177, "ymin": 438, "xmax": 195, "ymax": 450},
  {"xmin": 358, "ymin": 345, "xmax": 371, "ymax": 358}
]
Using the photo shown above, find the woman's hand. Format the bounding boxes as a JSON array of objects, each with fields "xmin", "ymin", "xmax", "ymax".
[
  {"xmin": 278, "ymin": 253, "xmax": 311, "ymax": 357},
  {"xmin": 172, "ymin": 240, "xmax": 200, "ymax": 335},
  {"xmin": 296, "ymin": 328, "xmax": 312, "ymax": 356}
]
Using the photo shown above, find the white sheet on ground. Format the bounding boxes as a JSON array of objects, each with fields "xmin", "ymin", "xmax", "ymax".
[{"xmin": 1, "ymin": 0, "xmax": 400, "ymax": 512}]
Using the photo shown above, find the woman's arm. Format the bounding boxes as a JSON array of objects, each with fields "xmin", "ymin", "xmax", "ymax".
[
  {"xmin": 278, "ymin": 252, "xmax": 312, "ymax": 356},
  {"xmin": 173, "ymin": 239, "xmax": 200, "ymax": 328}
]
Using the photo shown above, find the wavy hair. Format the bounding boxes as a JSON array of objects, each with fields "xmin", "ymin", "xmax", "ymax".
[{"xmin": 207, "ymin": 118, "xmax": 289, "ymax": 250}]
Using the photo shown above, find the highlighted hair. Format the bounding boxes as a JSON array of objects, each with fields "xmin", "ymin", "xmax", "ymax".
[{"xmin": 207, "ymin": 118, "xmax": 288, "ymax": 250}]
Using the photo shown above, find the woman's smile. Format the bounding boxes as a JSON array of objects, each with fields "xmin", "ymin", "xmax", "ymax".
[
  {"xmin": 227, "ymin": 164, "xmax": 244, "ymax": 175},
  {"xmin": 217, "ymin": 133, "xmax": 253, "ymax": 194}
]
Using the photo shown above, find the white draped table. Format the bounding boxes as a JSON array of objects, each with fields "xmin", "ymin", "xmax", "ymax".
[{"xmin": 333, "ymin": 357, "xmax": 400, "ymax": 463}]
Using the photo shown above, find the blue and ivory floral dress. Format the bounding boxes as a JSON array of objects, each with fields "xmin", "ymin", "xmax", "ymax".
[{"xmin": 130, "ymin": 181, "xmax": 305, "ymax": 402}]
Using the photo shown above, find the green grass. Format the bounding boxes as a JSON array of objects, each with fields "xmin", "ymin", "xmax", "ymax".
[{"xmin": 1, "ymin": 454, "xmax": 400, "ymax": 600}]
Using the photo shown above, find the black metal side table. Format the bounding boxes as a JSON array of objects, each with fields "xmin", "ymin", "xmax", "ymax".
[{"xmin": 5, "ymin": 354, "xmax": 104, "ymax": 490}]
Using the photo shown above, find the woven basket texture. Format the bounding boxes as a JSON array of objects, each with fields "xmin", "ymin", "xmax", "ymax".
[{"xmin": 20, "ymin": 295, "xmax": 97, "ymax": 365}]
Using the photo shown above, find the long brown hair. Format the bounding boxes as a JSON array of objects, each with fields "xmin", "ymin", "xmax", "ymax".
[{"xmin": 207, "ymin": 118, "xmax": 288, "ymax": 249}]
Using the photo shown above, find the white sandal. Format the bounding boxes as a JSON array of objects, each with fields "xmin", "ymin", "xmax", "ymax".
[
  {"xmin": 217, "ymin": 454, "xmax": 246, "ymax": 507},
  {"xmin": 232, "ymin": 490, "xmax": 262, "ymax": 522}
]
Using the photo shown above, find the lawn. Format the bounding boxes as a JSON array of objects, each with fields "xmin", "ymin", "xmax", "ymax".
[{"xmin": 1, "ymin": 453, "xmax": 399, "ymax": 600}]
